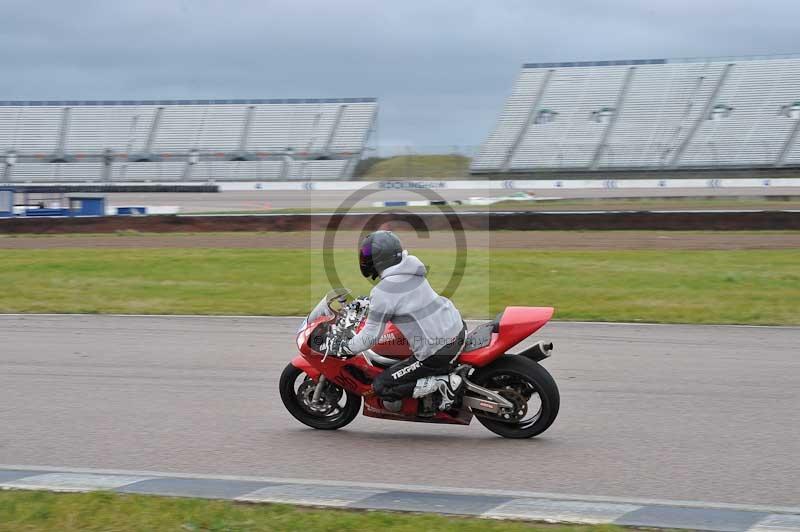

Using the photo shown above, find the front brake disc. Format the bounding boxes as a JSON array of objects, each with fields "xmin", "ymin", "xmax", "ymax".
[{"xmin": 298, "ymin": 379, "xmax": 338, "ymax": 415}]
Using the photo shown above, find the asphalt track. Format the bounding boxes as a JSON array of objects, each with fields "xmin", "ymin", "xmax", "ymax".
[
  {"xmin": 102, "ymin": 187, "xmax": 800, "ymax": 212},
  {"xmin": 1, "ymin": 315, "xmax": 798, "ymax": 507}
]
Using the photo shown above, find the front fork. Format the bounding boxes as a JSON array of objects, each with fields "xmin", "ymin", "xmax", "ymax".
[
  {"xmin": 311, "ymin": 375, "xmax": 327, "ymax": 405},
  {"xmin": 290, "ymin": 355, "xmax": 328, "ymax": 406}
]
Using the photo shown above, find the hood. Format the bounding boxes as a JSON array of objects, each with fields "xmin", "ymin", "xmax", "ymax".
[{"xmin": 380, "ymin": 251, "xmax": 427, "ymax": 279}]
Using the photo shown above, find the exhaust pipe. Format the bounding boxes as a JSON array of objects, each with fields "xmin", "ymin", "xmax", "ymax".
[{"xmin": 516, "ymin": 341, "xmax": 553, "ymax": 362}]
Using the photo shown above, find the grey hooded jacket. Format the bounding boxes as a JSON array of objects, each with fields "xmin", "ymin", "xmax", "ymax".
[{"xmin": 347, "ymin": 251, "xmax": 464, "ymax": 360}]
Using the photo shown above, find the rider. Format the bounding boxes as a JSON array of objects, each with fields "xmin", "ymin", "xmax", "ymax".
[{"xmin": 345, "ymin": 230, "xmax": 466, "ymax": 411}]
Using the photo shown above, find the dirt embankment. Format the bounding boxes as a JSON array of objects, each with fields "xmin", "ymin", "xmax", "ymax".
[{"xmin": 0, "ymin": 210, "xmax": 799, "ymax": 236}]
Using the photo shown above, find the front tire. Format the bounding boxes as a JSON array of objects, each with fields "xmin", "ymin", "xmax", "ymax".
[
  {"xmin": 471, "ymin": 356, "xmax": 560, "ymax": 439},
  {"xmin": 279, "ymin": 364, "xmax": 361, "ymax": 430}
]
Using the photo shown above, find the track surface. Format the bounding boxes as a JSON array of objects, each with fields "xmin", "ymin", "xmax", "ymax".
[
  {"xmin": 103, "ymin": 187, "xmax": 800, "ymax": 212},
  {"xmin": 1, "ymin": 315, "xmax": 798, "ymax": 506}
]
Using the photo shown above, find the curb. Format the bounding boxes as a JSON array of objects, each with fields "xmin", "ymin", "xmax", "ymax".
[{"xmin": 1, "ymin": 466, "xmax": 798, "ymax": 531}]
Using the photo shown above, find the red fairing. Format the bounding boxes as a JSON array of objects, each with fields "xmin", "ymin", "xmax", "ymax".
[
  {"xmin": 294, "ymin": 313, "xmax": 468, "ymax": 424},
  {"xmin": 291, "ymin": 305, "xmax": 553, "ymax": 425},
  {"xmin": 458, "ymin": 306, "xmax": 554, "ymax": 367},
  {"xmin": 356, "ymin": 321, "xmax": 412, "ymax": 359},
  {"xmin": 296, "ymin": 314, "xmax": 335, "ymax": 359},
  {"xmin": 290, "ymin": 355, "xmax": 320, "ymax": 380},
  {"xmin": 296, "ymin": 314, "xmax": 381, "ymax": 394}
]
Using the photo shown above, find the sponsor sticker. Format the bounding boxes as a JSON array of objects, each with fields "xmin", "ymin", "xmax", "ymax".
[
  {"xmin": 378, "ymin": 181, "xmax": 446, "ymax": 189},
  {"xmin": 392, "ymin": 360, "xmax": 421, "ymax": 379}
]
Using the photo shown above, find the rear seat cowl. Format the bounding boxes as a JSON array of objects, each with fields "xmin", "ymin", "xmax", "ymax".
[{"xmin": 464, "ymin": 321, "xmax": 495, "ymax": 352}]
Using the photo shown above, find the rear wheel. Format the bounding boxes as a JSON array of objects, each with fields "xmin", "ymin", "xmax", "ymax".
[
  {"xmin": 279, "ymin": 364, "xmax": 361, "ymax": 430},
  {"xmin": 470, "ymin": 356, "xmax": 560, "ymax": 439}
]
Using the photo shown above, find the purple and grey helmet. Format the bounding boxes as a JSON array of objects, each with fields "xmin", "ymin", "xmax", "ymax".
[{"xmin": 359, "ymin": 230, "xmax": 403, "ymax": 279}]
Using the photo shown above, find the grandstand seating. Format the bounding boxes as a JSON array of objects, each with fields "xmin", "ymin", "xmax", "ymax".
[
  {"xmin": 472, "ymin": 56, "xmax": 800, "ymax": 173},
  {"xmin": 0, "ymin": 98, "xmax": 376, "ymax": 181}
]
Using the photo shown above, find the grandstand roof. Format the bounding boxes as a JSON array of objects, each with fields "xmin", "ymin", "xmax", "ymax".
[
  {"xmin": 524, "ymin": 59, "xmax": 666, "ymax": 69},
  {"xmin": 0, "ymin": 97, "xmax": 377, "ymax": 107},
  {"xmin": 523, "ymin": 52, "xmax": 800, "ymax": 70}
]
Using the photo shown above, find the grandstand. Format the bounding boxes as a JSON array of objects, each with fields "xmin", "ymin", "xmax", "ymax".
[
  {"xmin": 0, "ymin": 98, "xmax": 377, "ymax": 182},
  {"xmin": 472, "ymin": 55, "xmax": 800, "ymax": 174}
]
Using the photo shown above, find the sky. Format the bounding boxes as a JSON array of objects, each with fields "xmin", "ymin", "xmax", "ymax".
[{"xmin": 1, "ymin": 0, "xmax": 798, "ymax": 149}]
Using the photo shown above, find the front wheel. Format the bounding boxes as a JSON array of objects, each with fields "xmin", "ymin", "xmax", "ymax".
[
  {"xmin": 279, "ymin": 364, "xmax": 361, "ymax": 430},
  {"xmin": 470, "ymin": 356, "xmax": 560, "ymax": 439}
]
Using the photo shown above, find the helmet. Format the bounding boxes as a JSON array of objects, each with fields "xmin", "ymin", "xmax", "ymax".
[{"xmin": 359, "ymin": 230, "xmax": 403, "ymax": 279}]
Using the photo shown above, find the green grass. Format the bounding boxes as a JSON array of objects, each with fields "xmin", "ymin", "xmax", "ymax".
[
  {"xmin": 359, "ymin": 155, "xmax": 471, "ymax": 178},
  {"xmin": 0, "ymin": 247, "xmax": 798, "ymax": 324},
  {"xmin": 0, "ymin": 490, "xmax": 626, "ymax": 532}
]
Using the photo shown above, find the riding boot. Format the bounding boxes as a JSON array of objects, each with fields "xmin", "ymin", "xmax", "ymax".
[{"xmin": 412, "ymin": 374, "xmax": 463, "ymax": 410}]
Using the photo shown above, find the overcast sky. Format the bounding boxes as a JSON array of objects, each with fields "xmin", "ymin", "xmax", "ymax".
[{"xmin": 1, "ymin": 0, "xmax": 798, "ymax": 149}]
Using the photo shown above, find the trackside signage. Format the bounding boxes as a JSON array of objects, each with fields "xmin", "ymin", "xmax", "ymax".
[
  {"xmin": 378, "ymin": 181, "xmax": 448, "ymax": 189},
  {"xmin": 7, "ymin": 178, "xmax": 800, "ymax": 192},
  {"xmin": 214, "ymin": 177, "xmax": 800, "ymax": 191}
]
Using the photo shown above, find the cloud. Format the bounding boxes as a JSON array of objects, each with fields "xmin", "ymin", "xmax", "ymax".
[{"xmin": 1, "ymin": 0, "xmax": 798, "ymax": 146}]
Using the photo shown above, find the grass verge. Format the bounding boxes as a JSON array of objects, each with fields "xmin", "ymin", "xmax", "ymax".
[
  {"xmin": 358, "ymin": 154, "xmax": 471, "ymax": 178},
  {"xmin": 0, "ymin": 248, "xmax": 797, "ymax": 324},
  {"xmin": 0, "ymin": 490, "xmax": 627, "ymax": 532}
]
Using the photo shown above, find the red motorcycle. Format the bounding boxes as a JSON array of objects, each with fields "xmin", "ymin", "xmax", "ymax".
[{"xmin": 280, "ymin": 290, "xmax": 560, "ymax": 438}]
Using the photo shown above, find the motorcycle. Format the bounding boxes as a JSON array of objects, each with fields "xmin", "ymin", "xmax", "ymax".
[{"xmin": 279, "ymin": 289, "xmax": 560, "ymax": 439}]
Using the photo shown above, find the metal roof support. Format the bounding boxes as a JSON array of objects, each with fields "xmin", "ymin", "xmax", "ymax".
[
  {"xmin": 305, "ymin": 112, "xmax": 322, "ymax": 154},
  {"xmin": 280, "ymin": 150, "xmax": 293, "ymax": 181},
  {"xmin": 54, "ymin": 107, "xmax": 71, "ymax": 160},
  {"xmin": 101, "ymin": 149, "xmax": 113, "ymax": 182},
  {"xmin": 341, "ymin": 104, "xmax": 377, "ymax": 179},
  {"xmin": 341, "ymin": 157, "xmax": 356, "ymax": 180},
  {"xmin": 323, "ymin": 105, "xmax": 346, "ymax": 156},
  {"xmin": 591, "ymin": 66, "xmax": 636, "ymax": 169},
  {"xmin": 501, "ymin": 68, "xmax": 554, "ymax": 172},
  {"xmin": 238, "ymin": 106, "xmax": 255, "ymax": 153},
  {"xmin": 775, "ymin": 116, "xmax": 800, "ymax": 166},
  {"xmin": 670, "ymin": 63, "xmax": 734, "ymax": 168},
  {"xmin": 182, "ymin": 161, "xmax": 194, "ymax": 181},
  {"xmin": 143, "ymin": 106, "xmax": 164, "ymax": 156},
  {"xmin": 2, "ymin": 151, "xmax": 15, "ymax": 182}
]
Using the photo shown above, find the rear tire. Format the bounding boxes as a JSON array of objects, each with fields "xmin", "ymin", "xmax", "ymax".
[
  {"xmin": 470, "ymin": 356, "xmax": 560, "ymax": 439},
  {"xmin": 279, "ymin": 364, "xmax": 361, "ymax": 430}
]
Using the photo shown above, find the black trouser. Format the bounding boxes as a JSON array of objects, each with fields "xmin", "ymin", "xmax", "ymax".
[{"xmin": 372, "ymin": 326, "xmax": 466, "ymax": 402}]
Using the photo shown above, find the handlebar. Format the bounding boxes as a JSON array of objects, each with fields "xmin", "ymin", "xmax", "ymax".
[{"xmin": 320, "ymin": 291, "xmax": 369, "ymax": 359}]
